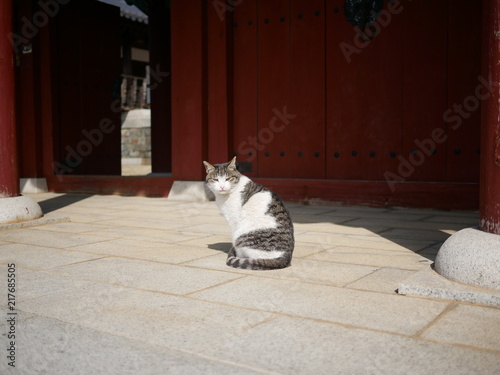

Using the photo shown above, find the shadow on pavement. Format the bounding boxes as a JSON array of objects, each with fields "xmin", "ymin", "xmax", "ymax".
[{"xmin": 38, "ymin": 194, "xmax": 94, "ymax": 214}]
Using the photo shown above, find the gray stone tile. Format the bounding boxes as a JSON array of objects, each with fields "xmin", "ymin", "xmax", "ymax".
[
  {"xmin": 51, "ymin": 257, "xmax": 243, "ymax": 295},
  {"xmin": 0, "ymin": 306, "xmax": 34, "ymax": 327},
  {"xmin": 28, "ymin": 222, "xmax": 112, "ymax": 234},
  {"xmin": 203, "ymin": 316, "xmax": 500, "ymax": 375},
  {"xmin": 87, "ymin": 226, "xmax": 210, "ymax": 244},
  {"xmin": 295, "ymin": 232, "xmax": 433, "ymax": 252},
  {"xmin": 307, "ymin": 247, "xmax": 433, "ymax": 270},
  {"xmin": 291, "ymin": 214, "xmax": 354, "ymax": 224},
  {"xmin": 10, "ymin": 269, "xmax": 95, "ymax": 302},
  {"xmin": 186, "ymin": 257, "xmax": 377, "ymax": 287},
  {"xmin": 48, "ymin": 205, "xmax": 126, "ymax": 216},
  {"xmin": 424, "ymin": 215, "xmax": 479, "ymax": 225},
  {"xmin": 421, "ymin": 304, "xmax": 500, "ymax": 351},
  {"xmin": 292, "ymin": 242, "xmax": 331, "ymax": 258},
  {"xmin": 90, "ymin": 217, "xmax": 193, "ymax": 230},
  {"xmin": 0, "ymin": 244, "xmax": 105, "ymax": 270},
  {"xmin": 19, "ymin": 283, "xmax": 275, "ymax": 354},
  {"xmin": 179, "ymin": 224, "xmax": 231, "ymax": 235},
  {"xmin": 345, "ymin": 218, "xmax": 472, "ymax": 232},
  {"xmin": 288, "ymin": 205, "xmax": 344, "ymax": 216},
  {"xmin": 0, "ymin": 229, "xmax": 109, "ymax": 249},
  {"xmin": 1, "ymin": 315, "xmax": 265, "ymax": 375},
  {"xmin": 89, "ymin": 210, "xmax": 177, "ymax": 221},
  {"xmin": 70, "ymin": 239, "xmax": 221, "ymax": 263},
  {"xmin": 177, "ymin": 234, "xmax": 234, "ymax": 248},
  {"xmin": 293, "ymin": 223, "xmax": 386, "ymax": 235},
  {"xmin": 379, "ymin": 228, "xmax": 452, "ymax": 242},
  {"xmin": 191, "ymin": 276, "xmax": 449, "ymax": 335},
  {"xmin": 398, "ymin": 266, "xmax": 500, "ymax": 307},
  {"xmin": 62, "ymin": 213, "xmax": 124, "ymax": 223},
  {"xmin": 346, "ymin": 267, "xmax": 416, "ymax": 293}
]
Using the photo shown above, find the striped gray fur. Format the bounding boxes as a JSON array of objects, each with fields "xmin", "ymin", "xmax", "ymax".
[
  {"xmin": 203, "ymin": 157, "xmax": 295, "ymax": 270},
  {"xmin": 227, "ymin": 181, "xmax": 294, "ymax": 270}
]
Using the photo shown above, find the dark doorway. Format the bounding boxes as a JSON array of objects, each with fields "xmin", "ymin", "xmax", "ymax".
[{"xmin": 51, "ymin": 0, "xmax": 171, "ymax": 178}]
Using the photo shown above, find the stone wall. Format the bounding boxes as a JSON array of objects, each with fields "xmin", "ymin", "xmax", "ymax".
[{"xmin": 121, "ymin": 109, "xmax": 151, "ymax": 164}]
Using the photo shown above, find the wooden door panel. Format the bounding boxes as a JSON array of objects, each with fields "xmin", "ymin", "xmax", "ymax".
[
  {"xmin": 401, "ymin": 0, "xmax": 447, "ymax": 182},
  {"xmin": 326, "ymin": 0, "xmax": 403, "ymax": 180},
  {"xmin": 288, "ymin": 0, "xmax": 326, "ymax": 178},
  {"xmin": 232, "ymin": 0, "xmax": 259, "ymax": 176},
  {"xmin": 257, "ymin": 0, "xmax": 291, "ymax": 177},
  {"xmin": 55, "ymin": 0, "xmax": 121, "ymax": 175},
  {"xmin": 445, "ymin": 0, "xmax": 481, "ymax": 182}
]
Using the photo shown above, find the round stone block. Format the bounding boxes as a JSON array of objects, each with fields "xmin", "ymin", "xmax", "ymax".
[
  {"xmin": 435, "ymin": 228, "xmax": 500, "ymax": 291},
  {"xmin": 0, "ymin": 196, "xmax": 43, "ymax": 224}
]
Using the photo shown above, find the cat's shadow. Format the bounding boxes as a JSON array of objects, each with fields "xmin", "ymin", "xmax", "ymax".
[{"xmin": 208, "ymin": 242, "xmax": 232, "ymax": 254}]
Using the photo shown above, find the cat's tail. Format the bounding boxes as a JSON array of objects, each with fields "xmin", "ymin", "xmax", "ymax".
[{"xmin": 226, "ymin": 247, "xmax": 291, "ymax": 270}]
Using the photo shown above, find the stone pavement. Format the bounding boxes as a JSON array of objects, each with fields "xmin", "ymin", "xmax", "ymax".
[{"xmin": 0, "ymin": 193, "xmax": 499, "ymax": 374}]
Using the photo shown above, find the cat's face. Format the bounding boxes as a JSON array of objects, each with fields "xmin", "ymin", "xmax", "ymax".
[{"xmin": 203, "ymin": 157, "xmax": 241, "ymax": 195}]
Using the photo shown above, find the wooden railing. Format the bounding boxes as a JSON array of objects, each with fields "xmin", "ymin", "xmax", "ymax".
[{"xmin": 121, "ymin": 72, "xmax": 149, "ymax": 110}]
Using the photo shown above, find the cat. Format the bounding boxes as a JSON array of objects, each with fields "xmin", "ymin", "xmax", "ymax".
[{"xmin": 203, "ymin": 157, "xmax": 294, "ymax": 270}]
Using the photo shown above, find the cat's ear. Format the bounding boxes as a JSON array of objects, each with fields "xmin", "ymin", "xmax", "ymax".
[
  {"xmin": 228, "ymin": 156, "xmax": 237, "ymax": 170},
  {"xmin": 203, "ymin": 161, "xmax": 215, "ymax": 173}
]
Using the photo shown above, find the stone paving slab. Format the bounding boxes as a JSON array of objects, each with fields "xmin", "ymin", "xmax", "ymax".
[
  {"xmin": 345, "ymin": 218, "xmax": 472, "ymax": 232},
  {"xmin": 0, "ymin": 228, "xmax": 109, "ymax": 249},
  {"xmin": 50, "ymin": 257, "xmax": 243, "ymax": 295},
  {"xmin": 19, "ymin": 282, "xmax": 276, "ymax": 354},
  {"xmin": 92, "ymin": 217, "xmax": 197, "ymax": 230},
  {"xmin": 1, "ymin": 315, "xmax": 268, "ymax": 375},
  {"xmin": 87, "ymin": 226, "xmax": 211, "ymax": 244},
  {"xmin": 295, "ymin": 232, "xmax": 434, "ymax": 252},
  {"xmin": 70, "ymin": 239, "xmax": 221, "ymax": 264},
  {"xmin": 0, "ymin": 193, "xmax": 497, "ymax": 374},
  {"xmin": 420, "ymin": 303, "xmax": 500, "ymax": 352},
  {"xmin": 0, "ymin": 243, "xmax": 105, "ymax": 270},
  {"xmin": 306, "ymin": 247, "xmax": 434, "ymax": 270},
  {"xmin": 345, "ymin": 267, "xmax": 416, "ymax": 293},
  {"xmin": 0, "ymin": 214, "xmax": 70, "ymax": 231},
  {"xmin": 191, "ymin": 276, "xmax": 450, "ymax": 335},
  {"xmin": 185, "ymin": 255, "xmax": 378, "ymax": 287},
  {"xmin": 399, "ymin": 266, "xmax": 500, "ymax": 307},
  {"xmin": 202, "ymin": 316, "xmax": 500, "ymax": 375}
]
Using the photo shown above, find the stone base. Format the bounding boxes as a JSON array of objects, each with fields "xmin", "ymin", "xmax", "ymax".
[
  {"xmin": 0, "ymin": 195, "xmax": 43, "ymax": 224},
  {"xmin": 434, "ymin": 228, "xmax": 500, "ymax": 291},
  {"xmin": 398, "ymin": 227, "xmax": 500, "ymax": 306},
  {"xmin": 167, "ymin": 181, "xmax": 214, "ymax": 202},
  {"xmin": 20, "ymin": 178, "xmax": 48, "ymax": 193},
  {"xmin": 0, "ymin": 215, "xmax": 70, "ymax": 231},
  {"xmin": 398, "ymin": 266, "xmax": 500, "ymax": 307}
]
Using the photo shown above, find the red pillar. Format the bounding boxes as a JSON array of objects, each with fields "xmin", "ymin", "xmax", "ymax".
[
  {"xmin": 149, "ymin": 1, "xmax": 172, "ymax": 173},
  {"xmin": 171, "ymin": 0, "xmax": 207, "ymax": 180},
  {"xmin": 480, "ymin": 0, "xmax": 500, "ymax": 234},
  {"xmin": 0, "ymin": 0, "xmax": 19, "ymax": 197}
]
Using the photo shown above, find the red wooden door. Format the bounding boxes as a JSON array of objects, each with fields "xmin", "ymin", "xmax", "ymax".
[
  {"xmin": 256, "ymin": 0, "xmax": 293, "ymax": 177},
  {"xmin": 233, "ymin": 0, "xmax": 259, "ymax": 177},
  {"xmin": 231, "ymin": 0, "xmax": 480, "ymax": 184},
  {"xmin": 326, "ymin": 0, "xmax": 403, "ymax": 180},
  {"xmin": 53, "ymin": 0, "xmax": 121, "ymax": 175}
]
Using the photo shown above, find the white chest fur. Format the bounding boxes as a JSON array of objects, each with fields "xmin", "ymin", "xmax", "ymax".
[{"xmin": 215, "ymin": 176, "xmax": 277, "ymax": 242}]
